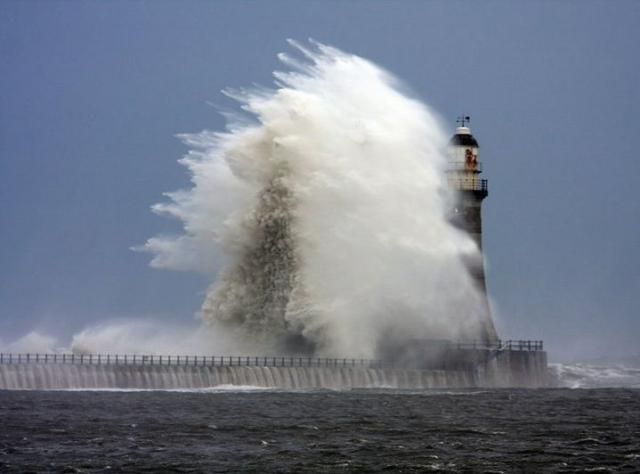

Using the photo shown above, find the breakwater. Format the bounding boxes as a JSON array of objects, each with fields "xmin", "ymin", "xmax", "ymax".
[{"xmin": 0, "ymin": 341, "xmax": 550, "ymax": 390}]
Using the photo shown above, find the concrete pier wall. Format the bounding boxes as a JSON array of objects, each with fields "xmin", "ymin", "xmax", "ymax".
[
  {"xmin": 481, "ymin": 350, "xmax": 550, "ymax": 388},
  {"xmin": 0, "ymin": 350, "xmax": 550, "ymax": 390}
]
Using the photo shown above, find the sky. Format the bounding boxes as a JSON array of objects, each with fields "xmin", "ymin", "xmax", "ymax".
[{"xmin": 1, "ymin": 0, "xmax": 638, "ymax": 362}]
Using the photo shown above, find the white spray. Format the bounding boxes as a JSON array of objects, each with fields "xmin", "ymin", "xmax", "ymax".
[{"xmin": 142, "ymin": 41, "xmax": 486, "ymax": 358}]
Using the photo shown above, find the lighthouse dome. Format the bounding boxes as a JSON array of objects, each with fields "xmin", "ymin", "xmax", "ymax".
[{"xmin": 448, "ymin": 126, "xmax": 479, "ymax": 148}]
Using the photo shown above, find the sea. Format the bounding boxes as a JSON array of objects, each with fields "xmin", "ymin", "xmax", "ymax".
[{"xmin": 1, "ymin": 363, "xmax": 639, "ymax": 473}]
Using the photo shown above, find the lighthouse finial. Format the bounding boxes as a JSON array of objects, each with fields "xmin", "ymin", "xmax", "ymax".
[{"xmin": 456, "ymin": 115, "xmax": 471, "ymax": 127}]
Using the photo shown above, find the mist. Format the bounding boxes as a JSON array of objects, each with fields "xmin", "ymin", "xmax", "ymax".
[{"xmin": 139, "ymin": 41, "xmax": 487, "ymax": 358}]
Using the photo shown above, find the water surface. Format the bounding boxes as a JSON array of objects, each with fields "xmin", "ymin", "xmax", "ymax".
[{"xmin": 1, "ymin": 388, "xmax": 638, "ymax": 472}]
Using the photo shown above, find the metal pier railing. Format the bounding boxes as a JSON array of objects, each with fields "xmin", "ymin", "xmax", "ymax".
[
  {"xmin": 0, "ymin": 353, "xmax": 385, "ymax": 368},
  {"xmin": 0, "ymin": 340, "xmax": 543, "ymax": 368}
]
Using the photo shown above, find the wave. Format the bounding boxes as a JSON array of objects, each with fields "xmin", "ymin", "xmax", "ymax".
[
  {"xmin": 140, "ymin": 40, "xmax": 488, "ymax": 357},
  {"xmin": 550, "ymin": 362, "xmax": 640, "ymax": 388}
]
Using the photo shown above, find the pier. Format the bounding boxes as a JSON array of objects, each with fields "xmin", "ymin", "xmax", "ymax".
[{"xmin": 0, "ymin": 340, "xmax": 549, "ymax": 390}]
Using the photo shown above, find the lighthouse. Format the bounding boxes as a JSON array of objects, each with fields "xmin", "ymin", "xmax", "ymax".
[{"xmin": 447, "ymin": 116, "xmax": 498, "ymax": 343}]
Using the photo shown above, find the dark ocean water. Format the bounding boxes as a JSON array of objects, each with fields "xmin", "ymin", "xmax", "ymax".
[{"xmin": 1, "ymin": 388, "xmax": 638, "ymax": 473}]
